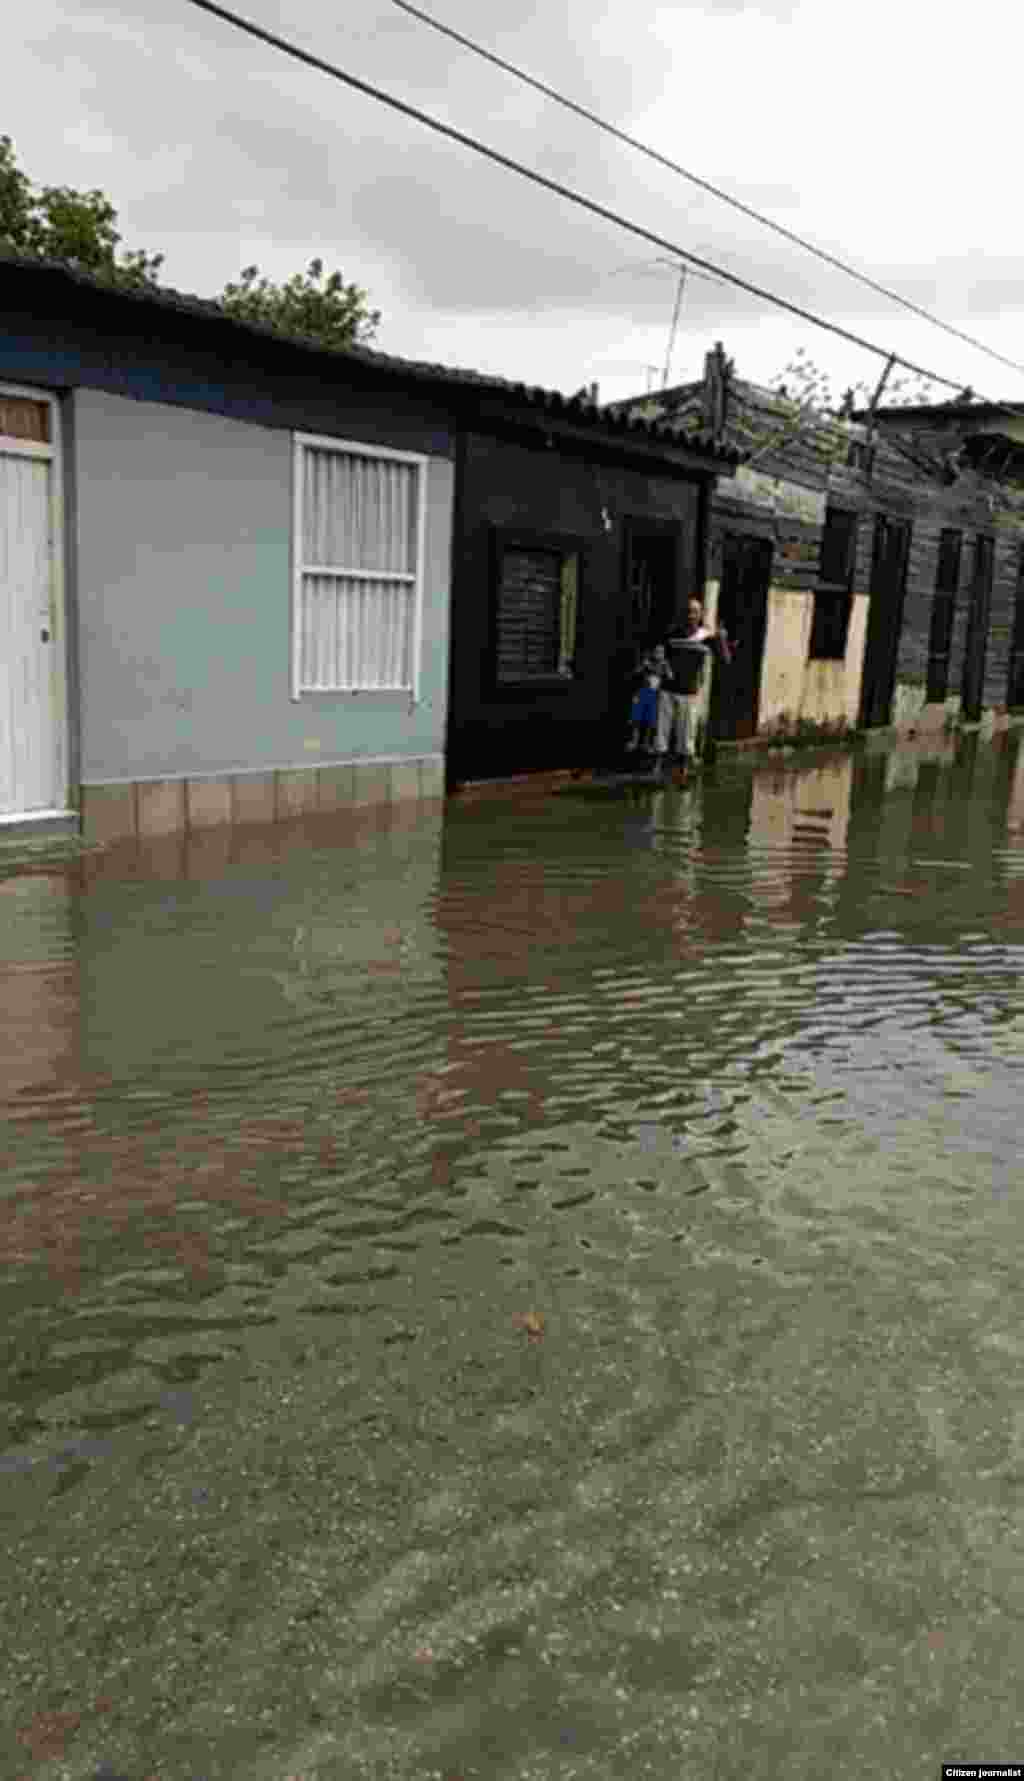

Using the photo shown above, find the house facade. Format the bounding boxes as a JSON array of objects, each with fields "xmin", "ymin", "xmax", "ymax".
[
  {"xmin": 0, "ymin": 253, "xmax": 463, "ymax": 844},
  {"xmin": 0, "ymin": 253, "xmax": 739, "ymax": 836},
  {"xmin": 446, "ymin": 401, "xmax": 739, "ymax": 787},
  {"xmin": 858, "ymin": 397, "xmax": 1024, "ymax": 735},
  {"xmin": 607, "ymin": 346, "xmax": 1024, "ymax": 747}
]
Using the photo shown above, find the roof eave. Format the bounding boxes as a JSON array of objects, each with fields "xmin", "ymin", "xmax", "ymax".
[
  {"xmin": 469, "ymin": 393, "xmax": 741, "ymax": 472},
  {"xmin": 0, "ymin": 249, "xmax": 739, "ymax": 464}
]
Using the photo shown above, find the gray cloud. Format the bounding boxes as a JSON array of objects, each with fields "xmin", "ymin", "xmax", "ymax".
[{"xmin": 6, "ymin": 0, "xmax": 1021, "ymax": 403}]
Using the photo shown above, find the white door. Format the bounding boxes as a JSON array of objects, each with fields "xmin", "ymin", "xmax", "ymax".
[{"xmin": 0, "ymin": 386, "xmax": 67, "ymax": 819}]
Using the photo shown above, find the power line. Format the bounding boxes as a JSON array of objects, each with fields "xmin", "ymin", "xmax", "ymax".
[
  {"xmin": 180, "ymin": 0, "xmax": 1017, "ymax": 408},
  {"xmin": 391, "ymin": 0, "xmax": 1024, "ymax": 386}
]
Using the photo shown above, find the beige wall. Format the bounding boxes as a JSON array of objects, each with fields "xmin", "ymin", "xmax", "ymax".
[
  {"xmin": 697, "ymin": 576, "xmax": 721, "ymax": 734},
  {"xmin": 757, "ymin": 590, "xmax": 810, "ymax": 727},
  {"xmin": 752, "ymin": 588, "xmax": 868, "ymax": 732}
]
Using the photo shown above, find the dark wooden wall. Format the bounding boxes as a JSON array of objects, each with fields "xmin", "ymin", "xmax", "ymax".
[
  {"xmin": 679, "ymin": 381, "xmax": 1024, "ymax": 717},
  {"xmin": 447, "ymin": 428, "xmax": 706, "ymax": 783},
  {"xmin": 888, "ymin": 487, "xmax": 1024, "ymax": 711}
]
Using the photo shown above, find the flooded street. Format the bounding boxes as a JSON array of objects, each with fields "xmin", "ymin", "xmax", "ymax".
[{"xmin": 3, "ymin": 732, "xmax": 1024, "ymax": 1781}]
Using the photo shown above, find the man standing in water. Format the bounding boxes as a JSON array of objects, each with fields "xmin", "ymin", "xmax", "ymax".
[{"xmin": 654, "ymin": 598, "xmax": 732, "ymax": 772}]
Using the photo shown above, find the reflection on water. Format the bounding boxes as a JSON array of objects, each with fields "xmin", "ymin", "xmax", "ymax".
[{"xmin": 2, "ymin": 734, "xmax": 1024, "ymax": 1780}]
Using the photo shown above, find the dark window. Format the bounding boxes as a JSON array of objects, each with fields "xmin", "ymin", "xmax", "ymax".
[
  {"xmin": 845, "ymin": 440, "xmax": 875, "ymax": 474},
  {"xmin": 961, "ymin": 534, "xmax": 994, "ymax": 724},
  {"xmin": 809, "ymin": 506, "xmax": 858, "ymax": 660},
  {"xmin": 495, "ymin": 542, "xmax": 579, "ymax": 686},
  {"xmin": 925, "ymin": 528, "xmax": 962, "ymax": 703},
  {"xmin": 1008, "ymin": 547, "xmax": 1024, "ymax": 710}
]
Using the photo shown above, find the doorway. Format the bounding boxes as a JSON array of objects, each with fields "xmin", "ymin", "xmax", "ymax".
[
  {"xmin": 1008, "ymin": 547, "xmax": 1024, "ymax": 710},
  {"xmin": 858, "ymin": 515, "xmax": 911, "ymax": 729},
  {"xmin": 709, "ymin": 531, "xmax": 772, "ymax": 741},
  {"xmin": 961, "ymin": 534, "xmax": 994, "ymax": 724},
  {"xmin": 0, "ymin": 385, "xmax": 68, "ymax": 820},
  {"xmin": 622, "ymin": 521, "xmax": 679, "ymax": 651}
]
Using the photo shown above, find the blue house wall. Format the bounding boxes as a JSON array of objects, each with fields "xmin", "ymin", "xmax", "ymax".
[
  {"xmin": 72, "ymin": 386, "xmax": 453, "ymax": 784},
  {"xmin": 0, "ymin": 278, "xmax": 457, "ymax": 842}
]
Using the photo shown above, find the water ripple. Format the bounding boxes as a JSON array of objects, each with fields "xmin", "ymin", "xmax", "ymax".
[{"xmin": 3, "ymin": 744, "xmax": 1024, "ymax": 1774}]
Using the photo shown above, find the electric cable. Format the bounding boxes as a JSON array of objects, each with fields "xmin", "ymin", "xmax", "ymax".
[{"xmin": 390, "ymin": 0, "xmax": 1024, "ymax": 385}]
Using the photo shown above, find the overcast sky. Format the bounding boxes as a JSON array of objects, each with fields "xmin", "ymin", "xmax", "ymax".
[{"xmin": 9, "ymin": 0, "xmax": 1024, "ymax": 409}]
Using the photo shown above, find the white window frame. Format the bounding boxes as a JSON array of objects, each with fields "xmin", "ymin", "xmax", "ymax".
[
  {"xmin": 0, "ymin": 382, "xmax": 69, "ymax": 815},
  {"xmin": 291, "ymin": 432, "xmax": 428, "ymax": 702}
]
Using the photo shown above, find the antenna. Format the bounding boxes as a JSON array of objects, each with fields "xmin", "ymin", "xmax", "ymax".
[{"xmin": 662, "ymin": 263, "xmax": 687, "ymax": 389}]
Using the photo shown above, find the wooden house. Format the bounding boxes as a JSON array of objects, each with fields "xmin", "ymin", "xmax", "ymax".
[
  {"xmin": 854, "ymin": 396, "xmax": 1024, "ymax": 732},
  {"xmin": 606, "ymin": 346, "xmax": 1024, "ymax": 747}
]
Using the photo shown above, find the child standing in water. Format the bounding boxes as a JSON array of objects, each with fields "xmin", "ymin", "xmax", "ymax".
[{"xmin": 626, "ymin": 644, "xmax": 671, "ymax": 752}]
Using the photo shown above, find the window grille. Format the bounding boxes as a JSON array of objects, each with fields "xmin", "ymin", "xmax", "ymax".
[{"xmin": 292, "ymin": 435, "xmax": 426, "ymax": 698}]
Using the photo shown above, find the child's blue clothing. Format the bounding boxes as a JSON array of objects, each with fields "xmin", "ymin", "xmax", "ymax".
[
  {"xmin": 630, "ymin": 651, "xmax": 671, "ymax": 729},
  {"xmin": 630, "ymin": 684, "xmax": 659, "ymax": 727}
]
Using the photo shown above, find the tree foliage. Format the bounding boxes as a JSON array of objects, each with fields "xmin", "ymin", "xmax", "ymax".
[
  {"xmin": 629, "ymin": 342, "xmax": 954, "ymax": 473},
  {"xmin": 0, "ymin": 133, "xmax": 164, "ymax": 288},
  {"xmin": 218, "ymin": 258, "xmax": 381, "ymax": 349},
  {"xmin": 0, "ymin": 135, "xmax": 380, "ymax": 348},
  {"xmin": 735, "ymin": 347, "xmax": 949, "ymax": 471}
]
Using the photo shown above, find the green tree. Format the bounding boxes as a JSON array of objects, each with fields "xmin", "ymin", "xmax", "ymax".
[
  {"xmin": 0, "ymin": 133, "xmax": 164, "ymax": 288},
  {"xmin": 734, "ymin": 347, "xmax": 948, "ymax": 471},
  {"xmin": 218, "ymin": 258, "xmax": 381, "ymax": 350},
  {"xmin": 0, "ymin": 135, "xmax": 381, "ymax": 347},
  {"xmin": 630, "ymin": 344, "xmax": 947, "ymax": 469}
]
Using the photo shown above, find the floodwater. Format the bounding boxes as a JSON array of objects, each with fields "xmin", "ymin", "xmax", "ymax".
[{"xmin": 2, "ymin": 731, "xmax": 1024, "ymax": 1781}]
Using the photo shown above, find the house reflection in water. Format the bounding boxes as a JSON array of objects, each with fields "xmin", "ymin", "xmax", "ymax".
[
  {"xmin": 748, "ymin": 756, "xmax": 854, "ymax": 854},
  {"xmin": 1008, "ymin": 737, "xmax": 1024, "ymax": 836},
  {"xmin": 5, "ymin": 734, "xmax": 1023, "ymax": 1286},
  {"xmin": 0, "ymin": 803, "xmax": 449, "ymax": 1284},
  {"xmin": 0, "ymin": 873, "xmax": 79, "ymax": 1100}
]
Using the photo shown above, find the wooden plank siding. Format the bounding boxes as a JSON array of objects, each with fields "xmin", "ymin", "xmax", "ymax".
[
  {"xmin": 612, "ymin": 368, "xmax": 1024, "ymax": 730},
  {"xmin": 984, "ymin": 533, "xmax": 1020, "ymax": 709}
]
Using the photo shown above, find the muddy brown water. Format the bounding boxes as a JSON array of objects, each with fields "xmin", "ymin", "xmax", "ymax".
[{"xmin": 2, "ymin": 733, "xmax": 1023, "ymax": 1781}]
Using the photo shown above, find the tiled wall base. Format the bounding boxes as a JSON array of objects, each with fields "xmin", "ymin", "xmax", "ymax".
[{"xmin": 80, "ymin": 758, "xmax": 445, "ymax": 845}]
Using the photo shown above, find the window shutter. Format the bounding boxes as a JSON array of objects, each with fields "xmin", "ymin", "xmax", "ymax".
[
  {"xmin": 496, "ymin": 548, "xmax": 563, "ymax": 683},
  {"xmin": 294, "ymin": 439, "xmax": 423, "ymax": 695}
]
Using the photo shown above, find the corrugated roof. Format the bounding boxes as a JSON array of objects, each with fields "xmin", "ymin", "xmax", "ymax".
[
  {"xmin": 0, "ymin": 249, "xmax": 744, "ymax": 468},
  {"xmin": 604, "ymin": 373, "xmax": 822, "ymax": 455},
  {"xmin": 851, "ymin": 400, "xmax": 1012, "ymax": 423}
]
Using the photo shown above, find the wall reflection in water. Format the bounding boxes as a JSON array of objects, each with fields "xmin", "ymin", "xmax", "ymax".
[
  {"xmin": 0, "ymin": 803, "xmax": 446, "ymax": 1283},
  {"xmin": 0, "ymin": 875, "xmax": 79, "ymax": 1099},
  {"xmin": 2, "ymin": 737, "xmax": 1021, "ymax": 1113},
  {"xmin": 1, "ymin": 734, "xmax": 1021, "ymax": 1253}
]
